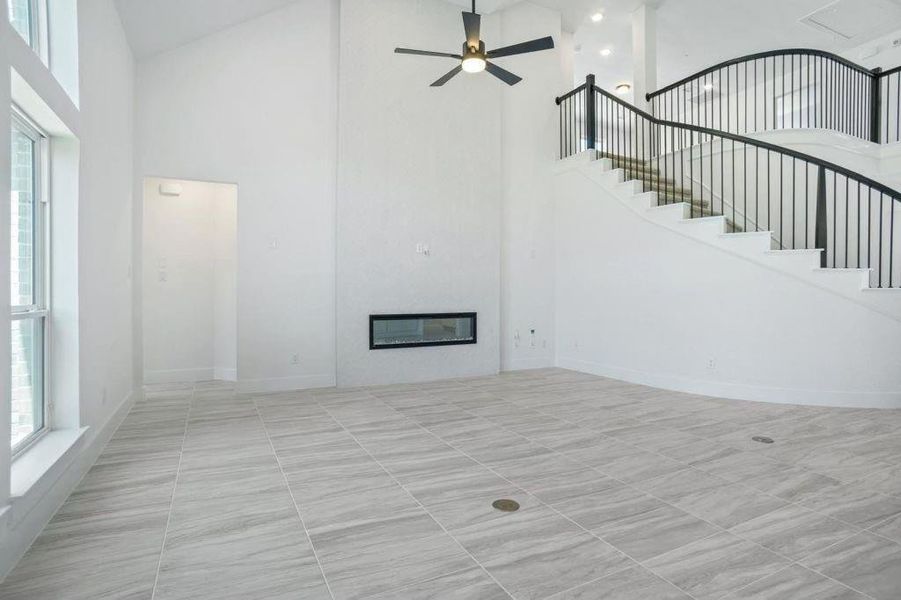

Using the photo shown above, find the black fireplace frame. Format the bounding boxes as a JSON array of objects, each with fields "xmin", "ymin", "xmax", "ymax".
[{"xmin": 369, "ymin": 312, "xmax": 477, "ymax": 350}]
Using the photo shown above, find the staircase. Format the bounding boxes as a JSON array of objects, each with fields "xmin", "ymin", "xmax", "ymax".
[
  {"xmin": 555, "ymin": 77, "xmax": 901, "ymax": 288},
  {"xmin": 602, "ymin": 154, "xmax": 744, "ymax": 233},
  {"xmin": 557, "ymin": 150, "xmax": 900, "ymax": 320}
]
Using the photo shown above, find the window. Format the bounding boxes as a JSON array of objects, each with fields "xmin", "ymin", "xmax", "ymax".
[
  {"xmin": 8, "ymin": 0, "xmax": 39, "ymax": 49},
  {"xmin": 10, "ymin": 109, "xmax": 48, "ymax": 453}
]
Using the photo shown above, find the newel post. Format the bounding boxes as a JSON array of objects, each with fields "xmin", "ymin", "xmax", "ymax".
[
  {"xmin": 585, "ymin": 74, "xmax": 596, "ymax": 150},
  {"xmin": 815, "ymin": 166, "xmax": 828, "ymax": 268},
  {"xmin": 870, "ymin": 68, "xmax": 882, "ymax": 144}
]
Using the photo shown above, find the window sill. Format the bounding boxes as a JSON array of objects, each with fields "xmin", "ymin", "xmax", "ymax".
[{"xmin": 10, "ymin": 428, "xmax": 87, "ymax": 506}]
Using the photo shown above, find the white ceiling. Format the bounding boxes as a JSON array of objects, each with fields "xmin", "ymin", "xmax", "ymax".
[
  {"xmin": 574, "ymin": 0, "xmax": 901, "ymax": 101},
  {"xmin": 114, "ymin": 0, "xmax": 901, "ymax": 92},
  {"xmin": 114, "ymin": 0, "xmax": 300, "ymax": 59}
]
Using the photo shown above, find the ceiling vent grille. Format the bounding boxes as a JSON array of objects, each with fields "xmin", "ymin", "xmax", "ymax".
[{"xmin": 800, "ymin": 0, "xmax": 901, "ymax": 41}]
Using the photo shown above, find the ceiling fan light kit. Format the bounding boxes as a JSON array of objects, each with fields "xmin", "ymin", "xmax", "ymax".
[
  {"xmin": 394, "ymin": 0, "xmax": 554, "ymax": 87},
  {"xmin": 461, "ymin": 41, "xmax": 487, "ymax": 73}
]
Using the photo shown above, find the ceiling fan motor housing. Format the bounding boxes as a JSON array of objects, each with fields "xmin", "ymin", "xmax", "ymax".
[{"xmin": 463, "ymin": 40, "xmax": 486, "ymax": 60}]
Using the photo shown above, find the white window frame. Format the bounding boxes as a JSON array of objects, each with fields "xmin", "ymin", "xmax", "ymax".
[
  {"xmin": 10, "ymin": 105, "xmax": 51, "ymax": 457},
  {"xmin": 8, "ymin": 0, "xmax": 48, "ymax": 61}
]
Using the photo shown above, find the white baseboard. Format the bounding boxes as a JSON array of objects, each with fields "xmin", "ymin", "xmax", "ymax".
[
  {"xmin": 213, "ymin": 367, "xmax": 237, "ymax": 382},
  {"xmin": 236, "ymin": 373, "xmax": 336, "ymax": 394},
  {"xmin": 501, "ymin": 356, "xmax": 555, "ymax": 371},
  {"xmin": 143, "ymin": 367, "xmax": 215, "ymax": 384},
  {"xmin": 0, "ymin": 388, "xmax": 140, "ymax": 580},
  {"xmin": 145, "ymin": 367, "xmax": 238, "ymax": 384},
  {"xmin": 557, "ymin": 356, "xmax": 901, "ymax": 409}
]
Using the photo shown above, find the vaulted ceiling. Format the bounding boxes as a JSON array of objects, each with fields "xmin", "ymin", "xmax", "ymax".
[
  {"xmin": 114, "ymin": 0, "xmax": 901, "ymax": 98},
  {"xmin": 113, "ymin": 0, "xmax": 300, "ymax": 59}
]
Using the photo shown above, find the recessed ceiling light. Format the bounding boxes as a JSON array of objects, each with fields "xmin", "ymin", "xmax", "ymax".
[
  {"xmin": 591, "ymin": 12, "xmax": 604, "ymax": 22},
  {"xmin": 600, "ymin": 48, "xmax": 612, "ymax": 57},
  {"xmin": 703, "ymin": 83, "xmax": 714, "ymax": 90},
  {"xmin": 615, "ymin": 83, "xmax": 631, "ymax": 95}
]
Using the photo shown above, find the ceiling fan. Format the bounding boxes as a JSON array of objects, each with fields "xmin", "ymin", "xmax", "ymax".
[{"xmin": 395, "ymin": 0, "xmax": 555, "ymax": 87}]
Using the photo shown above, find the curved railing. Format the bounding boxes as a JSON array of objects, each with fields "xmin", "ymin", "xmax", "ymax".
[
  {"xmin": 556, "ymin": 76, "xmax": 901, "ymax": 287},
  {"xmin": 646, "ymin": 49, "xmax": 901, "ymax": 144}
]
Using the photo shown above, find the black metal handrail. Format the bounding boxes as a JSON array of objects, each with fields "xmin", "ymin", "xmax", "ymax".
[
  {"xmin": 646, "ymin": 48, "xmax": 901, "ymax": 144},
  {"xmin": 556, "ymin": 76, "xmax": 901, "ymax": 288}
]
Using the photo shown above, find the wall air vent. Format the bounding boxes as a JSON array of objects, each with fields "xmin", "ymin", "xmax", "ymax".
[{"xmin": 800, "ymin": 0, "xmax": 901, "ymax": 42}]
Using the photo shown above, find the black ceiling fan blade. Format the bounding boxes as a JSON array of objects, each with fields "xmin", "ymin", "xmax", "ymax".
[
  {"xmin": 431, "ymin": 65, "xmax": 463, "ymax": 87},
  {"xmin": 395, "ymin": 48, "xmax": 462, "ymax": 59},
  {"xmin": 485, "ymin": 61, "xmax": 522, "ymax": 86},
  {"xmin": 462, "ymin": 11, "xmax": 481, "ymax": 48},
  {"xmin": 487, "ymin": 36, "xmax": 554, "ymax": 59}
]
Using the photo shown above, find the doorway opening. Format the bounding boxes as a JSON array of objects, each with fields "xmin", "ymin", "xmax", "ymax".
[{"xmin": 142, "ymin": 177, "xmax": 237, "ymax": 384}]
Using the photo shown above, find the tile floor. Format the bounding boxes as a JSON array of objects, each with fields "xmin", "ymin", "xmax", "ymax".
[{"xmin": 1, "ymin": 368, "xmax": 900, "ymax": 599}]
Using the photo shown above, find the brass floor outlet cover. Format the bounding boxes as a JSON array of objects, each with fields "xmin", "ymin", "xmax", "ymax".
[{"xmin": 492, "ymin": 499, "xmax": 520, "ymax": 512}]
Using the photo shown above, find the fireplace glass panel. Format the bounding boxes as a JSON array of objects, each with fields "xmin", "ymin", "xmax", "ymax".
[{"xmin": 370, "ymin": 313, "xmax": 476, "ymax": 349}]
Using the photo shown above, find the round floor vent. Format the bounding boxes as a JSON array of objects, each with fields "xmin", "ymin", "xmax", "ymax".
[{"xmin": 492, "ymin": 499, "xmax": 520, "ymax": 512}]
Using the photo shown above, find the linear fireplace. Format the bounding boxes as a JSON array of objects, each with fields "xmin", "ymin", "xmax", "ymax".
[{"xmin": 369, "ymin": 313, "xmax": 477, "ymax": 350}]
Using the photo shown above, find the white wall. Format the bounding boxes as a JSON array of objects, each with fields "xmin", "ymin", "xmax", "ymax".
[
  {"xmin": 498, "ymin": 2, "xmax": 565, "ymax": 371},
  {"xmin": 335, "ymin": 0, "xmax": 503, "ymax": 386},
  {"xmin": 78, "ymin": 0, "xmax": 135, "ymax": 429},
  {"xmin": 554, "ymin": 162, "xmax": 901, "ymax": 408},
  {"xmin": 134, "ymin": 0, "xmax": 340, "ymax": 392},
  {"xmin": 0, "ymin": 0, "xmax": 136, "ymax": 579},
  {"xmin": 142, "ymin": 178, "xmax": 236, "ymax": 383}
]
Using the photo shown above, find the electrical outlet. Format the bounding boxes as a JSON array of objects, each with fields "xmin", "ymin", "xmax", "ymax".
[
  {"xmin": 291, "ymin": 353, "xmax": 300, "ymax": 365},
  {"xmin": 707, "ymin": 358, "xmax": 716, "ymax": 371}
]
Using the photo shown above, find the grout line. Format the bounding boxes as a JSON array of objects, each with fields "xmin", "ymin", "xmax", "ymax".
[
  {"xmin": 460, "ymin": 393, "xmax": 884, "ymax": 599},
  {"xmin": 253, "ymin": 399, "xmax": 337, "ymax": 600},
  {"xmin": 495, "ymin": 379, "xmax": 898, "ymax": 599},
  {"xmin": 149, "ymin": 382, "xmax": 194, "ymax": 600},
  {"xmin": 362, "ymin": 394, "xmax": 698, "ymax": 600},
  {"xmin": 142, "ymin": 372, "xmax": 897, "ymax": 600},
  {"xmin": 383, "ymin": 380, "xmax": 884, "ymax": 599},
  {"xmin": 315, "ymin": 401, "xmax": 519, "ymax": 600}
]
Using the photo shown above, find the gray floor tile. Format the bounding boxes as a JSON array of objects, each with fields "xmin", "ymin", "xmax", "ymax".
[
  {"xmin": 726, "ymin": 564, "xmax": 869, "ymax": 600},
  {"xmin": 156, "ymin": 518, "xmax": 330, "ymax": 600},
  {"xmin": 369, "ymin": 566, "xmax": 512, "ymax": 600},
  {"xmin": 645, "ymin": 531, "xmax": 790, "ymax": 600},
  {"xmin": 319, "ymin": 532, "xmax": 475, "ymax": 600},
  {"xmin": 454, "ymin": 506, "xmax": 631, "ymax": 599},
  {"xmin": 730, "ymin": 504, "xmax": 860, "ymax": 561},
  {"xmin": 550, "ymin": 565, "xmax": 691, "ymax": 600},
  {"xmin": 639, "ymin": 468, "xmax": 788, "ymax": 529},
  {"xmin": 522, "ymin": 467, "xmax": 620, "ymax": 505},
  {"xmin": 744, "ymin": 465, "xmax": 844, "ymax": 502},
  {"xmin": 869, "ymin": 510, "xmax": 901, "ymax": 543},
  {"xmin": 798, "ymin": 483, "xmax": 901, "ymax": 528},
  {"xmin": 4, "ymin": 372, "xmax": 901, "ymax": 600},
  {"xmin": 801, "ymin": 531, "xmax": 901, "ymax": 600}
]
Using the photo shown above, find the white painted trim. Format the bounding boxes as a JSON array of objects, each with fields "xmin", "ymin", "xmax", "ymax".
[
  {"xmin": 213, "ymin": 367, "xmax": 237, "ymax": 382},
  {"xmin": 10, "ymin": 428, "xmax": 86, "ymax": 503},
  {"xmin": 576, "ymin": 164, "xmax": 901, "ymax": 323},
  {"xmin": 0, "ymin": 388, "xmax": 140, "ymax": 580},
  {"xmin": 501, "ymin": 356, "xmax": 555, "ymax": 371},
  {"xmin": 143, "ymin": 367, "xmax": 214, "ymax": 385},
  {"xmin": 557, "ymin": 356, "xmax": 901, "ymax": 409},
  {"xmin": 235, "ymin": 373, "xmax": 336, "ymax": 394}
]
